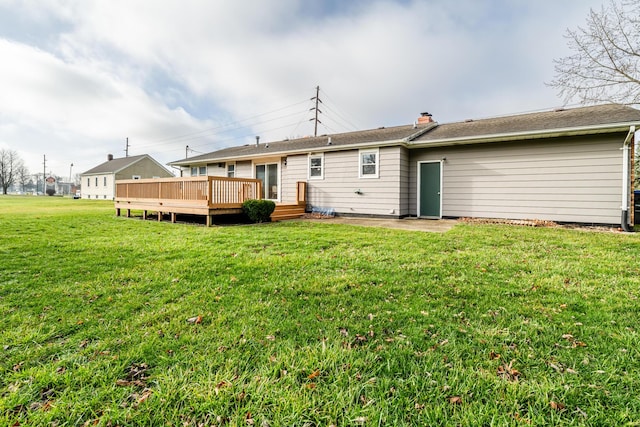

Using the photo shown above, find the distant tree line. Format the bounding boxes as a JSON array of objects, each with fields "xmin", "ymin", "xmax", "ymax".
[{"xmin": 0, "ymin": 149, "xmax": 28, "ymax": 195}]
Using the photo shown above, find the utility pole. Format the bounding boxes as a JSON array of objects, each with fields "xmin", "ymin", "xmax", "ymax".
[
  {"xmin": 125, "ymin": 137, "xmax": 129, "ymax": 157},
  {"xmin": 42, "ymin": 155, "xmax": 46, "ymax": 195},
  {"xmin": 310, "ymin": 85, "xmax": 322, "ymax": 137}
]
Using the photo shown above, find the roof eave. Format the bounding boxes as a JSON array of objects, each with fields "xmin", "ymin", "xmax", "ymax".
[
  {"xmin": 409, "ymin": 122, "xmax": 640, "ymax": 148},
  {"xmin": 169, "ymin": 139, "xmax": 409, "ymax": 165}
]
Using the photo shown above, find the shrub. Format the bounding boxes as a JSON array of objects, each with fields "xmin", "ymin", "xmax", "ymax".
[{"xmin": 242, "ymin": 199, "xmax": 276, "ymax": 223}]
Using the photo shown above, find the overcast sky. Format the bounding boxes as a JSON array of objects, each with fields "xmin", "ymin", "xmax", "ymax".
[{"xmin": 0, "ymin": 0, "xmax": 607, "ymax": 179}]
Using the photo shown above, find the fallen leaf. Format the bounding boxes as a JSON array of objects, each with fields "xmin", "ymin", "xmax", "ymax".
[
  {"xmin": 266, "ymin": 335, "xmax": 275, "ymax": 341},
  {"xmin": 497, "ymin": 360, "xmax": 521, "ymax": 381},
  {"xmin": 339, "ymin": 327, "xmax": 349, "ymax": 336},
  {"xmin": 135, "ymin": 388, "xmax": 152, "ymax": 407},
  {"xmin": 449, "ymin": 396, "xmax": 462, "ymax": 405},
  {"xmin": 186, "ymin": 315, "xmax": 202, "ymax": 324},
  {"xmin": 489, "ymin": 351, "xmax": 501, "ymax": 360},
  {"xmin": 353, "ymin": 417, "xmax": 367, "ymax": 425},
  {"xmin": 245, "ymin": 412, "xmax": 254, "ymax": 425},
  {"xmin": 305, "ymin": 383, "xmax": 316, "ymax": 389},
  {"xmin": 214, "ymin": 380, "xmax": 230, "ymax": 394},
  {"xmin": 307, "ymin": 369, "xmax": 320, "ymax": 380},
  {"xmin": 550, "ymin": 401, "xmax": 566, "ymax": 411}
]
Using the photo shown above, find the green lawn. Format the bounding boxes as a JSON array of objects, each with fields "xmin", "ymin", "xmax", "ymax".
[{"xmin": 1, "ymin": 196, "xmax": 639, "ymax": 426}]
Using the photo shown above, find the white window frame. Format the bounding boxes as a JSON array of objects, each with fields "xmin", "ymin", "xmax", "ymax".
[
  {"xmin": 308, "ymin": 153, "xmax": 324, "ymax": 180},
  {"xmin": 190, "ymin": 166, "xmax": 207, "ymax": 176},
  {"xmin": 227, "ymin": 163, "xmax": 236, "ymax": 178},
  {"xmin": 359, "ymin": 148, "xmax": 379, "ymax": 179}
]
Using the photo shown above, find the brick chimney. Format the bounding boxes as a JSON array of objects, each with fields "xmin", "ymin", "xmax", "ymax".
[{"xmin": 417, "ymin": 112, "xmax": 433, "ymax": 124}]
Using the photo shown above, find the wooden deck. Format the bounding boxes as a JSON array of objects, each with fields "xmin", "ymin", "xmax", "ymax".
[{"xmin": 115, "ymin": 176, "xmax": 307, "ymax": 226}]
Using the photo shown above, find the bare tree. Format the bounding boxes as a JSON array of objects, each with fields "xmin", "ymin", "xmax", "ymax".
[
  {"xmin": 0, "ymin": 149, "xmax": 25, "ymax": 195},
  {"xmin": 17, "ymin": 164, "xmax": 30, "ymax": 193},
  {"xmin": 549, "ymin": 0, "xmax": 640, "ymax": 106}
]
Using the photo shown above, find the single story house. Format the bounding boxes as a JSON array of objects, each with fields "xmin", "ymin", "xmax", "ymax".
[
  {"xmin": 82, "ymin": 154, "xmax": 174, "ymax": 200},
  {"xmin": 168, "ymin": 104, "xmax": 640, "ymax": 228}
]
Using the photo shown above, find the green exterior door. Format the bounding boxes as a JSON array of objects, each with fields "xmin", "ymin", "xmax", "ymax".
[{"xmin": 419, "ymin": 162, "xmax": 441, "ymax": 218}]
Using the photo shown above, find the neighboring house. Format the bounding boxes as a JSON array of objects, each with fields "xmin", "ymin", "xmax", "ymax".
[
  {"xmin": 81, "ymin": 154, "xmax": 174, "ymax": 200},
  {"xmin": 168, "ymin": 104, "xmax": 640, "ymax": 227}
]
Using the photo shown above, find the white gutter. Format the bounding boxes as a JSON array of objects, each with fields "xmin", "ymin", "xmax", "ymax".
[{"xmin": 621, "ymin": 125, "xmax": 636, "ymax": 232}]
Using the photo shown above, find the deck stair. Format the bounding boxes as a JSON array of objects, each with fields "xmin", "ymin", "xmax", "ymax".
[{"xmin": 271, "ymin": 203, "xmax": 306, "ymax": 221}]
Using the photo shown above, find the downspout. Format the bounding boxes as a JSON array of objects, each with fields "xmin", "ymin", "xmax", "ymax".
[{"xmin": 621, "ymin": 125, "xmax": 635, "ymax": 232}]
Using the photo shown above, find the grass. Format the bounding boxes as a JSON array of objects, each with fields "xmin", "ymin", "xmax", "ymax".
[{"xmin": 1, "ymin": 196, "xmax": 640, "ymax": 426}]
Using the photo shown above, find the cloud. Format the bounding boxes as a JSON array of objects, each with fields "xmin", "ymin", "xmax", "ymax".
[{"xmin": 0, "ymin": 0, "xmax": 607, "ymax": 177}]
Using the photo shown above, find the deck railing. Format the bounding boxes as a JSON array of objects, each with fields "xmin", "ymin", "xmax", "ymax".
[{"xmin": 115, "ymin": 176, "xmax": 262, "ymax": 208}]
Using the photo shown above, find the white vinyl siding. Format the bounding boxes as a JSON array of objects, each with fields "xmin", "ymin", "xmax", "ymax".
[{"xmin": 409, "ymin": 134, "xmax": 625, "ymax": 224}]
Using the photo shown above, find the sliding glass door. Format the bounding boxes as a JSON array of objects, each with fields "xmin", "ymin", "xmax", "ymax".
[{"xmin": 255, "ymin": 163, "xmax": 278, "ymax": 200}]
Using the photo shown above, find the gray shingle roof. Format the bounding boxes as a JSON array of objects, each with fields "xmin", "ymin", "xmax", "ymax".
[
  {"xmin": 413, "ymin": 104, "xmax": 640, "ymax": 143},
  {"xmin": 170, "ymin": 104, "xmax": 640, "ymax": 165},
  {"xmin": 171, "ymin": 124, "xmax": 434, "ymax": 165},
  {"xmin": 82, "ymin": 154, "xmax": 149, "ymax": 175}
]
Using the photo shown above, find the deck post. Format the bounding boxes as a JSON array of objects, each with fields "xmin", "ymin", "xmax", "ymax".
[
  {"xmin": 171, "ymin": 212, "xmax": 176, "ymax": 223},
  {"xmin": 208, "ymin": 176, "xmax": 213, "ymax": 208},
  {"xmin": 157, "ymin": 211, "xmax": 162, "ymax": 222},
  {"xmin": 143, "ymin": 210, "xmax": 147, "ymax": 220},
  {"xmin": 206, "ymin": 214, "xmax": 212, "ymax": 227},
  {"xmin": 126, "ymin": 209, "xmax": 131, "ymax": 218}
]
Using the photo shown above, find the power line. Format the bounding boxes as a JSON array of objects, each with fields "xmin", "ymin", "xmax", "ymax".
[
  {"xmin": 318, "ymin": 87, "xmax": 364, "ymax": 130},
  {"xmin": 131, "ymin": 101, "xmax": 311, "ymax": 152},
  {"xmin": 141, "ymin": 98, "xmax": 309, "ymax": 147}
]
